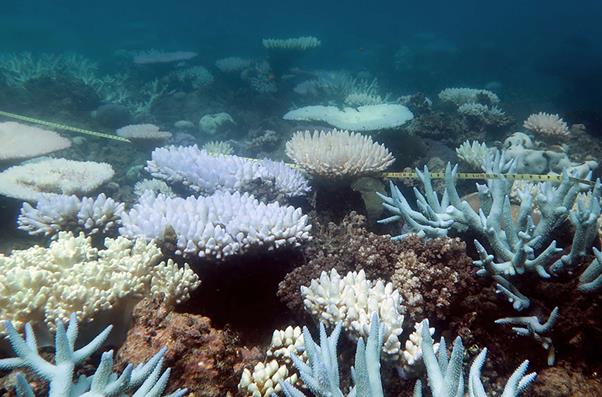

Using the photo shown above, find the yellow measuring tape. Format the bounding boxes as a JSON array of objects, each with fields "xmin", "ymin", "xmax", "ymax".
[
  {"xmin": 0, "ymin": 110, "xmax": 131, "ymax": 143},
  {"xmin": 0, "ymin": 110, "xmax": 594, "ymax": 186},
  {"xmin": 382, "ymin": 171, "xmax": 596, "ymax": 186}
]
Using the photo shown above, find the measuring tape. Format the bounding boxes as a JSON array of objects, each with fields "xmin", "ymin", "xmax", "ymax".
[
  {"xmin": 0, "ymin": 110, "xmax": 595, "ymax": 186},
  {"xmin": 381, "ymin": 171, "xmax": 596, "ymax": 186},
  {"xmin": 0, "ymin": 110, "xmax": 131, "ymax": 143}
]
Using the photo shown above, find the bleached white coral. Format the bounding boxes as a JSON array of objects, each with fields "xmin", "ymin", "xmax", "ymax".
[
  {"xmin": 344, "ymin": 92, "xmax": 386, "ymax": 107},
  {"xmin": 238, "ymin": 360, "xmax": 298, "ymax": 397},
  {"xmin": 0, "ymin": 122, "xmax": 71, "ymax": 161},
  {"xmin": 455, "ymin": 140, "xmax": 491, "ymax": 168},
  {"xmin": 0, "ymin": 158, "xmax": 114, "ymax": 201},
  {"xmin": 116, "ymin": 124, "xmax": 172, "ymax": 140},
  {"xmin": 0, "ymin": 231, "xmax": 200, "ymax": 333},
  {"xmin": 398, "ymin": 321, "xmax": 438, "ymax": 378},
  {"xmin": 523, "ymin": 112, "xmax": 570, "ymax": 137},
  {"xmin": 119, "ymin": 191, "xmax": 312, "ymax": 260},
  {"xmin": 215, "ymin": 57, "xmax": 252, "ymax": 73},
  {"xmin": 457, "ymin": 102, "xmax": 503, "ymax": 117},
  {"xmin": 262, "ymin": 36, "xmax": 321, "ymax": 50},
  {"xmin": 239, "ymin": 325, "xmax": 306, "ymax": 397},
  {"xmin": 133, "ymin": 178, "xmax": 176, "ymax": 198},
  {"xmin": 301, "ymin": 269, "xmax": 405, "ymax": 359},
  {"xmin": 18, "ymin": 193, "xmax": 124, "ymax": 237},
  {"xmin": 438, "ymin": 87, "xmax": 500, "ymax": 106},
  {"xmin": 286, "ymin": 129, "xmax": 395, "ymax": 178},
  {"xmin": 202, "ymin": 140, "xmax": 234, "ymax": 156},
  {"xmin": 283, "ymin": 104, "xmax": 414, "ymax": 132},
  {"xmin": 146, "ymin": 145, "xmax": 310, "ymax": 198},
  {"xmin": 267, "ymin": 326, "xmax": 306, "ymax": 364}
]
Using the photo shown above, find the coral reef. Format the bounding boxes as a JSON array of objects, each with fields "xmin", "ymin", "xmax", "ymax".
[
  {"xmin": 120, "ymin": 191, "xmax": 311, "ymax": 260},
  {"xmin": 285, "ymin": 129, "xmax": 394, "ymax": 178},
  {"xmin": 116, "ymin": 298, "xmax": 246, "ymax": 397},
  {"xmin": 0, "ymin": 313, "xmax": 187, "ymax": 397}
]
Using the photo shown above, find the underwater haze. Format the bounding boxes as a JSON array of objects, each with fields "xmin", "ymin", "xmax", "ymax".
[{"xmin": 1, "ymin": 1, "xmax": 602, "ymax": 396}]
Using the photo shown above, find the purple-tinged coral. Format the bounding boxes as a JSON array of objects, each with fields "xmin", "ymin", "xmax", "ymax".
[{"xmin": 146, "ymin": 145, "xmax": 310, "ymax": 199}]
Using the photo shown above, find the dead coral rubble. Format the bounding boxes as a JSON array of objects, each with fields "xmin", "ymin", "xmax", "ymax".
[{"xmin": 116, "ymin": 298, "xmax": 252, "ymax": 397}]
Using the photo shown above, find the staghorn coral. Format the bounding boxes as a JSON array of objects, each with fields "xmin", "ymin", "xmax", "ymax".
[{"xmin": 0, "ymin": 314, "xmax": 187, "ymax": 397}]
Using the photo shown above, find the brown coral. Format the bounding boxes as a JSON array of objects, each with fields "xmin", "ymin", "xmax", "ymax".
[
  {"xmin": 278, "ymin": 213, "xmax": 474, "ymax": 325},
  {"xmin": 391, "ymin": 235, "xmax": 474, "ymax": 323}
]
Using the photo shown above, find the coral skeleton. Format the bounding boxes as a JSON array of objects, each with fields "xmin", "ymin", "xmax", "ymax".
[
  {"xmin": 495, "ymin": 307, "xmax": 559, "ymax": 365},
  {"xmin": 0, "ymin": 314, "xmax": 187, "ymax": 397}
]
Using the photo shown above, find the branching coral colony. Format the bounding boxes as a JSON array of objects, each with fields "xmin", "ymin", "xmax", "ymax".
[
  {"xmin": 0, "ymin": 314, "xmax": 186, "ymax": 397},
  {"xmin": 378, "ymin": 149, "xmax": 601, "ymax": 361}
]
